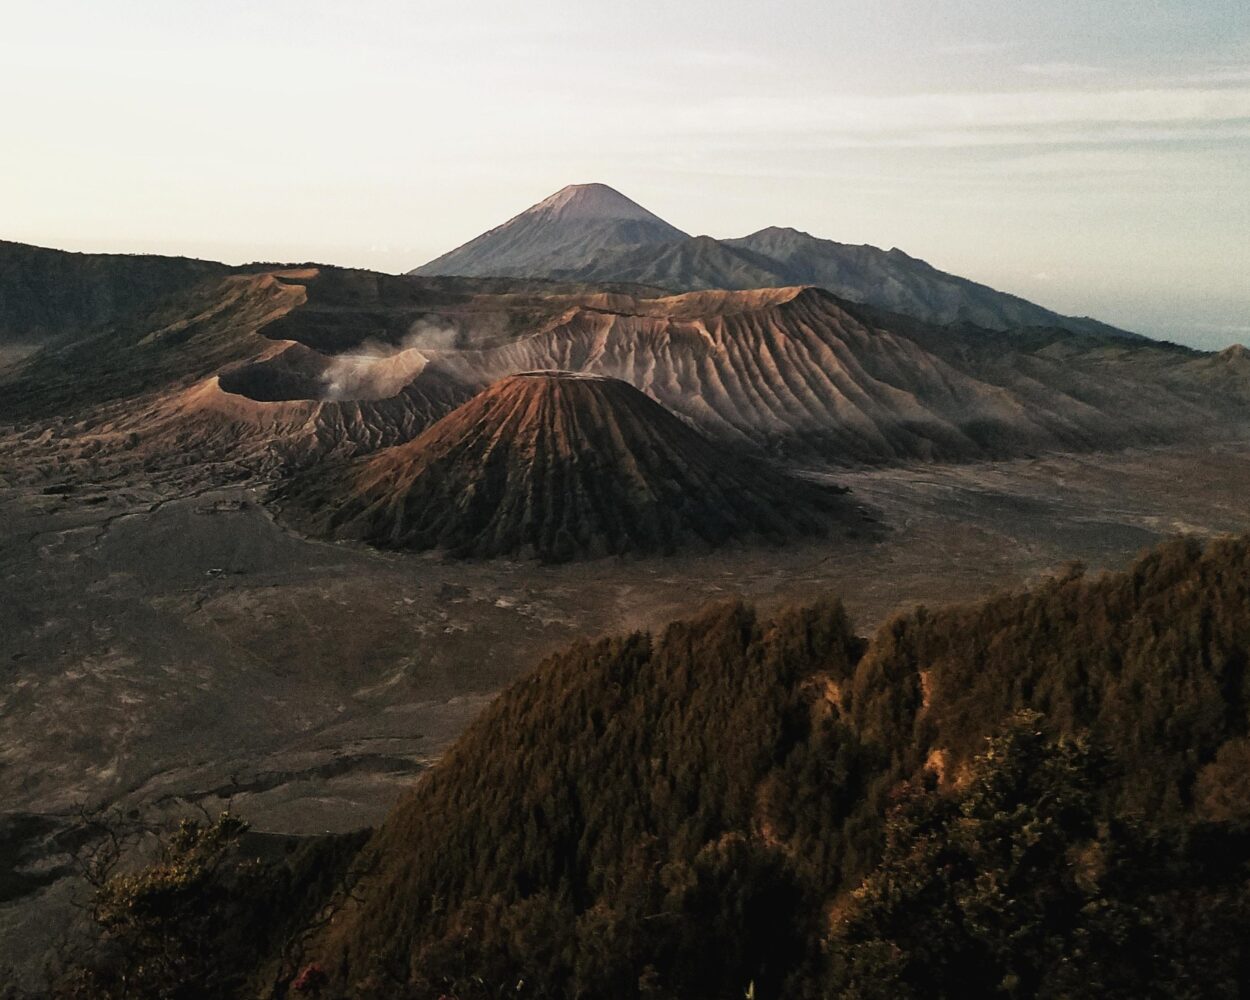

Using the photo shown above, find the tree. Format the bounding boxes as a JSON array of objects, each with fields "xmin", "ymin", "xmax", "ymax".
[{"xmin": 827, "ymin": 713, "xmax": 1250, "ymax": 1000}]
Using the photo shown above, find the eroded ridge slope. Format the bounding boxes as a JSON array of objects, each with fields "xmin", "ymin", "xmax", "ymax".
[{"xmin": 281, "ymin": 370, "xmax": 860, "ymax": 560}]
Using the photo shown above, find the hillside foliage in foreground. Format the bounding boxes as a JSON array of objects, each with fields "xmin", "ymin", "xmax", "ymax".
[
  {"xmin": 47, "ymin": 536, "xmax": 1250, "ymax": 999},
  {"xmin": 304, "ymin": 535, "xmax": 1250, "ymax": 999}
]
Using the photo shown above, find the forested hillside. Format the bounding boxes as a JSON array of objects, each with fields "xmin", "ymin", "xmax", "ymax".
[
  {"xmin": 302, "ymin": 535, "xmax": 1250, "ymax": 999},
  {"xmin": 51, "ymin": 537, "xmax": 1250, "ymax": 998}
]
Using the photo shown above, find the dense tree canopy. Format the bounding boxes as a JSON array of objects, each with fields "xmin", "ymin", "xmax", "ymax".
[
  {"xmin": 829, "ymin": 715, "xmax": 1250, "ymax": 1000},
  {"xmin": 305, "ymin": 536, "xmax": 1250, "ymax": 999},
  {"xmin": 48, "ymin": 536, "xmax": 1250, "ymax": 999}
]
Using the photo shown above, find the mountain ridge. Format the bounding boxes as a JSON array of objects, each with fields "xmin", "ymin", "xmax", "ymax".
[{"xmin": 411, "ymin": 184, "xmax": 1139, "ymax": 339}]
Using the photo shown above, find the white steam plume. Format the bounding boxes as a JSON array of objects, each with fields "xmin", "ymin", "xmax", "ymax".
[{"xmin": 319, "ymin": 317, "xmax": 461, "ymax": 401}]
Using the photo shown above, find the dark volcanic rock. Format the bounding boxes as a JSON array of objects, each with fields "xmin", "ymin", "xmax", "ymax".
[{"xmin": 281, "ymin": 371, "xmax": 856, "ymax": 561}]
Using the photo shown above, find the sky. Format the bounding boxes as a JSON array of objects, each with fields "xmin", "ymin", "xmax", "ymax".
[{"xmin": 2, "ymin": 0, "xmax": 1247, "ymax": 348}]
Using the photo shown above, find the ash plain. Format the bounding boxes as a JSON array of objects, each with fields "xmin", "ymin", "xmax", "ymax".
[{"xmin": 3, "ymin": 438, "xmax": 1250, "ymax": 973}]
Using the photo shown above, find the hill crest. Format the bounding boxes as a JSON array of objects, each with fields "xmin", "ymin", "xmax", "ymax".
[
  {"xmin": 410, "ymin": 185, "xmax": 688, "ymax": 279},
  {"xmin": 528, "ymin": 183, "xmax": 672, "ymax": 223}
]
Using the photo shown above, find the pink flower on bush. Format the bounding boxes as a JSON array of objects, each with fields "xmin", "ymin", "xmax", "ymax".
[{"xmin": 292, "ymin": 962, "xmax": 329, "ymax": 995}]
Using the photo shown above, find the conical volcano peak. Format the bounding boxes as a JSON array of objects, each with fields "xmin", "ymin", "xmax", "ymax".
[
  {"xmin": 410, "ymin": 184, "xmax": 687, "ymax": 278},
  {"xmin": 281, "ymin": 372, "xmax": 855, "ymax": 561},
  {"xmin": 408, "ymin": 187, "xmax": 1138, "ymax": 339},
  {"xmin": 531, "ymin": 183, "xmax": 668, "ymax": 223},
  {"xmin": 460, "ymin": 369, "xmax": 651, "ymax": 424}
]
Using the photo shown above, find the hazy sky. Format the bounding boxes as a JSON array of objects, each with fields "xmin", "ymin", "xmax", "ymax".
[{"xmin": 3, "ymin": 1, "xmax": 1247, "ymax": 348}]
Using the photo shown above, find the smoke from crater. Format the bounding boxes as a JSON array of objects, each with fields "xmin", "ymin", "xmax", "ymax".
[{"xmin": 319, "ymin": 317, "xmax": 461, "ymax": 401}]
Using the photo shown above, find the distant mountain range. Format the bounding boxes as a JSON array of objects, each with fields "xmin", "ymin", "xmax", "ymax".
[{"xmin": 411, "ymin": 183, "xmax": 1137, "ymax": 339}]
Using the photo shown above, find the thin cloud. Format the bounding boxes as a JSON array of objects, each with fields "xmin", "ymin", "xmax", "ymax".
[
  {"xmin": 936, "ymin": 41, "xmax": 1018, "ymax": 56},
  {"xmin": 659, "ymin": 88, "xmax": 1250, "ymax": 148},
  {"xmin": 1019, "ymin": 62, "xmax": 1109, "ymax": 77},
  {"xmin": 683, "ymin": 48, "xmax": 774, "ymax": 70},
  {"xmin": 1186, "ymin": 67, "xmax": 1250, "ymax": 84}
]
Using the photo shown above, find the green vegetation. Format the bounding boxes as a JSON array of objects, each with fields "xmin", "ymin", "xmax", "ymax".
[
  {"xmin": 302, "ymin": 535, "xmax": 1250, "ymax": 998},
  {"xmin": 44, "ymin": 814, "xmax": 365, "ymax": 1000},
  {"xmin": 47, "ymin": 535, "xmax": 1250, "ymax": 997},
  {"xmin": 828, "ymin": 715, "xmax": 1250, "ymax": 999}
]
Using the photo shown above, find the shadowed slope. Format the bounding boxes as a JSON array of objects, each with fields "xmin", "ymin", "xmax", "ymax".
[
  {"xmin": 725, "ymin": 227, "xmax": 1137, "ymax": 338},
  {"xmin": 281, "ymin": 371, "xmax": 859, "ymax": 560},
  {"xmin": 552, "ymin": 234, "xmax": 787, "ymax": 291},
  {"xmin": 0, "ymin": 240, "xmax": 229, "ymax": 352},
  {"xmin": 558, "ymin": 229, "xmax": 1137, "ymax": 339}
]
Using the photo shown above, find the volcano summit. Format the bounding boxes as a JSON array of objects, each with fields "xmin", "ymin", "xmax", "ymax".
[
  {"xmin": 411, "ymin": 183, "xmax": 688, "ymax": 281},
  {"xmin": 280, "ymin": 370, "xmax": 860, "ymax": 561}
]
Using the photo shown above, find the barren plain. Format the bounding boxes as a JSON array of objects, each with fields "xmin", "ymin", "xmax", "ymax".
[{"xmin": 5, "ymin": 438, "xmax": 1250, "ymax": 973}]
